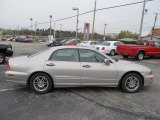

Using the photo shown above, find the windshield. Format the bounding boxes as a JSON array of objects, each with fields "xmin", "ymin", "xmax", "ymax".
[
  {"xmin": 66, "ymin": 40, "xmax": 75, "ymax": 43},
  {"xmin": 82, "ymin": 41, "xmax": 89, "ymax": 44},
  {"xmin": 100, "ymin": 41, "xmax": 110, "ymax": 46}
]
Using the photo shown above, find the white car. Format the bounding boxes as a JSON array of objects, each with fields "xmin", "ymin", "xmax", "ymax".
[
  {"xmin": 78, "ymin": 41, "xmax": 100, "ymax": 48},
  {"xmin": 95, "ymin": 41, "xmax": 124, "ymax": 56}
]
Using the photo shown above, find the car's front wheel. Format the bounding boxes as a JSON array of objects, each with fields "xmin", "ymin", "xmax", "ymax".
[
  {"xmin": 121, "ymin": 73, "xmax": 143, "ymax": 93},
  {"xmin": 30, "ymin": 73, "xmax": 53, "ymax": 94},
  {"xmin": 0, "ymin": 53, "xmax": 5, "ymax": 64}
]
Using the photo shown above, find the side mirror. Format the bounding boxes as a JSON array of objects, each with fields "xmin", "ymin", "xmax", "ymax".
[{"xmin": 104, "ymin": 59, "xmax": 110, "ymax": 66}]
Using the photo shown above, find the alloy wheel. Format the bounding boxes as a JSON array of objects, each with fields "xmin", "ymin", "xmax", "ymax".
[
  {"xmin": 33, "ymin": 76, "xmax": 49, "ymax": 92},
  {"xmin": 0, "ymin": 55, "xmax": 3, "ymax": 63},
  {"xmin": 124, "ymin": 76, "xmax": 139, "ymax": 92}
]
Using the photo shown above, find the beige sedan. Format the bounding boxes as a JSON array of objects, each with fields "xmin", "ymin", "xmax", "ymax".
[{"xmin": 6, "ymin": 46, "xmax": 154, "ymax": 94}]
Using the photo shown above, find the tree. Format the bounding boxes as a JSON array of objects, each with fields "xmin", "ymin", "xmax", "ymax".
[{"xmin": 118, "ymin": 30, "xmax": 138, "ymax": 39}]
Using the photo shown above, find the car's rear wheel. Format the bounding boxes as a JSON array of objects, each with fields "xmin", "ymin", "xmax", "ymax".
[
  {"xmin": 30, "ymin": 73, "xmax": 53, "ymax": 94},
  {"xmin": 121, "ymin": 73, "xmax": 143, "ymax": 93},
  {"xmin": 136, "ymin": 52, "xmax": 144, "ymax": 60},
  {"xmin": 110, "ymin": 50, "xmax": 115, "ymax": 56},
  {"xmin": 0, "ymin": 53, "xmax": 5, "ymax": 64}
]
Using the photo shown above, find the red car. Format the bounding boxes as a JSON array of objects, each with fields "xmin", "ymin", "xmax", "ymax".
[
  {"xmin": 116, "ymin": 40, "xmax": 160, "ymax": 60},
  {"xmin": 63, "ymin": 39, "xmax": 81, "ymax": 46}
]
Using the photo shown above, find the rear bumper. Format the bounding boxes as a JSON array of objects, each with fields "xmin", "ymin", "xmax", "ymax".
[
  {"xmin": 5, "ymin": 71, "xmax": 29, "ymax": 84},
  {"xmin": 99, "ymin": 50, "xmax": 110, "ymax": 54},
  {"xmin": 144, "ymin": 74, "xmax": 154, "ymax": 85},
  {"xmin": 6, "ymin": 50, "xmax": 13, "ymax": 57}
]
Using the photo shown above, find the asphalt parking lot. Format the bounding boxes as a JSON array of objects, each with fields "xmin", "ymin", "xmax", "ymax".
[{"xmin": 0, "ymin": 41, "xmax": 160, "ymax": 120}]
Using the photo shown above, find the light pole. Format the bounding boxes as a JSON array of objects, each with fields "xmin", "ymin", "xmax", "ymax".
[
  {"xmin": 138, "ymin": 0, "xmax": 146, "ymax": 40},
  {"xmin": 59, "ymin": 24, "xmax": 63, "ymax": 38},
  {"xmin": 103, "ymin": 24, "xmax": 107, "ymax": 41},
  {"xmin": 30, "ymin": 18, "xmax": 33, "ymax": 36},
  {"xmin": 49, "ymin": 15, "xmax": 52, "ymax": 37},
  {"xmin": 91, "ymin": 0, "xmax": 97, "ymax": 40},
  {"xmin": 72, "ymin": 7, "xmax": 79, "ymax": 40}
]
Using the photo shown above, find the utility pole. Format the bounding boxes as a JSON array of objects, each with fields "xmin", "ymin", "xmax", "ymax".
[
  {"xmin": 30, "ymin": 18, "xmax": 33, "ymax": 36},
  {"xmin": 138, "ymin": 0, "xmax": 146, "ymax": 40},
  {"xmin": 91, "ymin": 0, "xmax": 97, "ymax": 40},
  {"xmin": 103, "ymin": 24, "xmax": 107, "ymax": 41},
  {"xmin": 17, "ymin": 25, "xmax": 19, "ymax": 38},
  {"xmin": 151, "ymin": 13, "xmax": 158, "ymax": 40},
  {"xmin": 59, "ymin": 24, "xmax": 63, "ymax": 38},
  {"xmin": 35, "ymin": 21, "xmax": 37, "ymax": 41},
  {"xmin": 53, "ymin": 23, "xmax": 56, "ymax": 40}
]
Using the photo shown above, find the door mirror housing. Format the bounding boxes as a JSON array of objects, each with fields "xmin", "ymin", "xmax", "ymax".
[{"xmin": 104, "ymin": 59, "xmax": 110, "ymax": 66}]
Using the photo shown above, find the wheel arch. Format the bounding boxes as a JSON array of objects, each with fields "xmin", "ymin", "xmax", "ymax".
[
  {"xmin": 27, "ymin": 71, "xmax": 54, "ymax": 87},
  {"xmin": 118, "ymin": 71, "xmax": 144, "ymax": 87},
  {"xmin": 137, "ymin": 50, "xmax": 145, "ymax": 56}
]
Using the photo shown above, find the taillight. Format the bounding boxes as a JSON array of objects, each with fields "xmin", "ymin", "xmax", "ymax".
[
  {"xmin": 7, "ymin": 60, "xmax": 10, "ymax": 70},
  {"xmin": 102, "ymin": 47, "xmax": 105, "ymax": 50}
]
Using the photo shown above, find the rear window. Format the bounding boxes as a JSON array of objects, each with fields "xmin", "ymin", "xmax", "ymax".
[
  {"xmin": 28, "ymin": 48, "xmax": 50, "ymax": 58},
  {"xmin": 136, "ymin": 41, "xmax": 149, "ymax": 46}
]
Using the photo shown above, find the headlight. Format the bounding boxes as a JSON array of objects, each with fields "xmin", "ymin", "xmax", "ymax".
[
  {"xmin": 7, "ymin": 47, "xmax": 12, "ymax": 51},
  {"xmin": 150, "ymin": 71, "xmax": 153, "ymax": 75}
]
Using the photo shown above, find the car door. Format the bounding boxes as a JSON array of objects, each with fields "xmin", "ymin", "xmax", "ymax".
[
  {"xmin": 154, "ymin": 41, "xmax": 160, "ymax": 55},
  {"xmin": 149, "ymin": 41, "xmax": 160, "ymax": 55},
  {"xmin": 79, "ymin": 49, "xmax": 117, "ymax": 86},
  {"xmin": 44, "ymin": 48, "xmax": 81, "ymax": 86}
]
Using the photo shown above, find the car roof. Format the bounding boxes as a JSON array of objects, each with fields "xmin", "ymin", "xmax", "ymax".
[
  {"xmin": 50, "ymin": 45, "xmax": 96, "ymax": 51},
  {"xmin": 106, "ymin": 41, "xmax": 120, "ymax": 43}
]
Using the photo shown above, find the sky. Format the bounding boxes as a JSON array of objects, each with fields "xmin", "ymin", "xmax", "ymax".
[{"xmin": 0, "ymin": 0, "xmax": 160, "ymax": 36}]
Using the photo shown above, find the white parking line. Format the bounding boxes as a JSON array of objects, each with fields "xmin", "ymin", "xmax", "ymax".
[
  {"xmin": 0, "ymin": 87, "xmax": 26, "ymax": 92},
  {"xmin": 144, "ymin": 61, "xmax": 158, "ymax": 64}
]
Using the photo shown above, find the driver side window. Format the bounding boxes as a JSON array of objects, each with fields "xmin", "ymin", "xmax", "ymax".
[{"xmin": 79, "ymin": 49, "xmax": 106, "ymax": 63}]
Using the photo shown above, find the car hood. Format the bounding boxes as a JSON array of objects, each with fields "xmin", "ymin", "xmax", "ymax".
[{"xmin": 115, "ymin": 60, "xmax": 151, "ymax": 73}]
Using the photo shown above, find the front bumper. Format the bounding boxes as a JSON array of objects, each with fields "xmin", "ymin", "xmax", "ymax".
[
  {"xmin": 144, "ymin": 74, "xmax": 154, "ymax": 85},
  {"xmin": 6, "ymin": 50, "xmax": 13, "ymax": 57}
]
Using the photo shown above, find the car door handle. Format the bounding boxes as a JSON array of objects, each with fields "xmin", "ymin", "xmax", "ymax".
[
  {"xmin": 82, "ymin": 65, "xmax": 91, "ymax": 68},
  {"xmin": 46, "ymin": 63, "xmax": 55, "ymax": 66}
]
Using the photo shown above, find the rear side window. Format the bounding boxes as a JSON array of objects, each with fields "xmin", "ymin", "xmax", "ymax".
[{"xmin": 49, "ymin": 49, "xmax": 78, "ymax": 62}]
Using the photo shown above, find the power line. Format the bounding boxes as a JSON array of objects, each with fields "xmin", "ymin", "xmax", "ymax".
[{"xmin": 22, "ymin": 0, "xmax": 154, "ymax": 29}]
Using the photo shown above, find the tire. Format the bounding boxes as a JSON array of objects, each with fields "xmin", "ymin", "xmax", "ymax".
[
  {"xmin": 121, "ymin": 73, "xmax": 143, "ymax": 93},
  {"xmin": 110, "ymin": 50, "xmax": 115, "ymax": 56},
  {"xmin": 0, "ymin": 53, "xmax": 5, "ymax": 64},
  {"xmin": 122, "ymin": 55, "xmax": 129, "ymax": 59},
  {"xmin": 30, "ymin": 73, "xmax": 53, "ymax": 94},
  {"xmin": 136, "ymin": 52, "xmax": 144, "ymax": 61}
]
